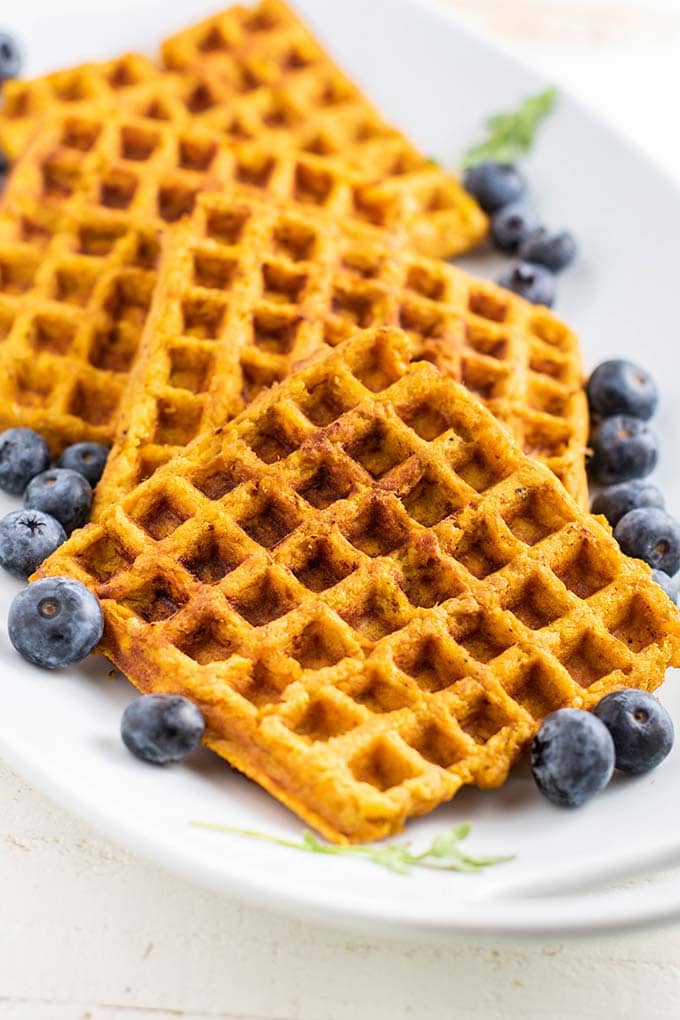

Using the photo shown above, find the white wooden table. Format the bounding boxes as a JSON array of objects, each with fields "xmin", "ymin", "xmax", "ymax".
[{"xmin": 4, "ymin": 1, "xmax": 680, "ymax": 1016}]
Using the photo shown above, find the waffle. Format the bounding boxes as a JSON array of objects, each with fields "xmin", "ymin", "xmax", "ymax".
[
  {"xmin": 1, "ymin": 102, "xmax": 485, "ymax": 264},
  {"xmin": 35, "ymin": 326, "xmax": 680, "ymax": 843},
  {"xmin": 0, "ymin": 202, "xmax": 160, "ymax": 452},
  {"xmin": 0, "ymin": 1, "xmax": 487, "ymax": 259},
  {"xmin": 93, "ymin": 190, "xmax": 588, "ymax": 513}
]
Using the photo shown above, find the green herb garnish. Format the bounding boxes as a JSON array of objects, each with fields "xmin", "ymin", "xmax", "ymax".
[
  {"xmin": 462, "ymin": 86, "xmax": 558, "ymax": 169},
  {"xmin": 191, "ymin": 820, "xmax": 513, "ymax": 876}
]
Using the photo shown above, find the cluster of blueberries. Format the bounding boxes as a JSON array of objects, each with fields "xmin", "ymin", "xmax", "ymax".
[
  {"xmin": 463, "ymin": 160, "xmax": 577, "ymax": 307},
  {"xmin": 529, "ymin": 358, "xmax": 678, "ymax": 807},
  {"xmin": 0, "ymin": 427, "xmax": 108, "ymax": 579},
  {"xmin": 586, "ymin": 359, "xmax": 680, "ymax": 603},
  {"xmin": 0, "ymin": 425, "xmax": 205, "ymax": 764}
]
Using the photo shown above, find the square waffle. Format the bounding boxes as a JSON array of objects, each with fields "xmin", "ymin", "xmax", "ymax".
[
  {"xmin": 93, "ymin": 190, "xmax": 588, "ymax": 511},
  {"xmin": 0, "ymin": 1, "xmax": 486, "ymax": 259},
  {"xmin": 36, "ymin": 326, "xmax": 680, "ymax": 844},
  {"xmin": 1, "ymin": 106, "xmax": 468, "ymax": 252},
  {"xmin": 0, "ymin": 123, "xmax": 585, "ymax": 494},
  {"xmin": 0, "ymin": 203, "xmax": 160, "ymax": 451}
]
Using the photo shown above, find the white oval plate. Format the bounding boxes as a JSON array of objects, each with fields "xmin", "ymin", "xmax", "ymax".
[{"xmin": 3, "ymin": 0, "xmax": 680, "ymax": 938}]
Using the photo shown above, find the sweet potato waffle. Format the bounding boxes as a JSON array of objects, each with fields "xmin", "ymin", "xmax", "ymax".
[
  {"xmin": 1, "ymin": 105, "xmax": 482, "ymax": 262},
  {"xmin": 0, "ymin": 203, "xmax": 160, "ymax": 452},
  {"xmin": 94, "ymin": 190, "xmax": 588, "ymax": 513},
  {"xmin": 36, "ymin": 326, "xmax": 680, "ymax": 843},
  {"xmin": 0, "ymin": 1, "xmax": 486, "ymax": 259}
]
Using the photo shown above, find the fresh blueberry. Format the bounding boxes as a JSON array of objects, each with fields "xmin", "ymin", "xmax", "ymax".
[
  {"xmin": 0, "ymin": 34, "xmax": 20, "ymax": 82},
  {"xmin": 463, "ymin": 161, "xmax": 526, "ymax": 213},
  {"xmin": 0, "ymin": 510, "xmax": 66, "ymax": 579},
  {"xmin": 651, "ymin": 570, "xmax": 679, "ymax": 604},
  {"xmin": 491, "ymin": 202, "xmax": 538, "ymax": 254},
  {"xmin": 497, "ymin": 260, "xmax": 556, "ymax": 307},
  {"xmin": 57, "ymin": 442, "xmax": 109, "ymax": 487},
  {"xmin": 121, "ymin": 694, "xmax": 205, "ymax": 765},
  {"xmin": 588, "ymin": 415, "xmax": 658, "ymax": 485},
  {"xmin": 593, "ymin": 690, "xmax": 674, "ymax": 775},
  {"xmin": 8, "ymin": 577, "xmax": 104, "ymax": 669},
  {"xmin": 0, "ymin": 427, "xmax": 50, "ymax": 495},
  {"xmin": 531, "ymin": 708, "xmax": 615, "ymax": 807},
  {"xmin": 518, "ymin": 228, "xmax": 577, "ymax": 272},
  {"xmin": 24, "ymin": 468, "xmax": 93, "ymax": 534},
  {"xmin": 591, "ymin": 480, "xmax": 665, "ymax": 527},
  {"xmin": 614, "ymin": 507, "xmax": 680, "ymax": 576},
  {"xmin": 586, "ymin": 360, "xmax": 658, "ymax": 421}
]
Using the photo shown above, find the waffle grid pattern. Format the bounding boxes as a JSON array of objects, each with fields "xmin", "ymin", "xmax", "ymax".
[
  {"xmin": 0, "ymin": 206, "xmax": 160, "ymax": 450},
  {"xmin": 94, "ymin": 191, "xmax": 588, "ymax": 510},
  {"xmin": 2, "ymin": 108, "xmax": 418, "ymax": 237},
  {"xmin": 37, "ymin": 327, "xmax": 680, "ymax": 843},
  {"xmin": 0, "ymin": 1, "xmax": 486, "ymax": 259}
]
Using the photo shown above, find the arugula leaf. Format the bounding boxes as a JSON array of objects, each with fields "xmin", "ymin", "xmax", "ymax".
[
  {"xmin": 191, "ymin": 820, "xmax": 513, "ymax": 876},
  {"xmin": 462, "ymin": 86, "xmax": 558, "ymax": 169}
]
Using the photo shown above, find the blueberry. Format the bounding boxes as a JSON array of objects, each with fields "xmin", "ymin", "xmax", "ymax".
[
  {"xmin": 0, "ymin": 427, "xmax": 50, "ymax": 495},
  {"xmin": 651, "ymin": 570, "xmax": 679, "ymax": 604},
  {"xmin": 57, "ymin": 442, "xmax": 109, "ymax": 487},
  {"xmin": 518, "ymin": 228, "xmax": 577, "ymax": 272},
  {"xmin": 593, "ymin": 690, "xmax": 674, "ymax": 775},
  {"xmin": 491, "ymin": 202, "xmax": 538, "ymax": 254},
  {"xmin": 614, "ymin": 507, "xmax": 680, "ymax": 575},
  {"xmin": 588, "ymin": 415, "xmax": 658, "ymax": 485},
  {"xmin": 586, "ymin": 360, "xmax": 658, "ymax": 421},
  {"xmin": 0, "ymin": 34, "xmax": 20, "ymax": 82},
  {"xmin": 121, "ymin": 694, "xmax": 205, "ymax": 765},
  {"xmin": 497, "ymin": 260, "xmax": 556, "ymax": 307},
  {"xmin": 0, "ymin": 510, "xmax": 66, "ymax": 579},
  {"xmin": 531, "ymin": 708, "xmax": 615, "ymax": 807},
  {"xmin": 463, "ymin": 161, "xmax": 526, "ymax": 213},
  {"xmin": 8, "ymin": 577, "xmax": 104, "ymax": 669},
  {"xmin": 591, "ymin": 480, "xmax": 665, "ymax": 527},
  {"xmin": 24, "ymin": 468, "xmax": 93, "ymax": 534}
]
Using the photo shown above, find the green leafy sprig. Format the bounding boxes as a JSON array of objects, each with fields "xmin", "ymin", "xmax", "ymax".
[
  {"xmin": 462, "ymin": 86, "xmax": 558, "ymax": 169},
  {"xmin": 191, "ymin": 820, "xmax": 513, "ymax": 876}
]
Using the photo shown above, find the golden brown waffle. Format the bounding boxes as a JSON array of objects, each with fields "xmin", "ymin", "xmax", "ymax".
[
  {"xmin": 36, "ymin": 326, "xmax": 680, "ymax": 843},
  {"xmin": 0, "ymin": 1, "xmax": 486, "ymax": 258},
  {"xmin": 94, "ymin": 190, "xmax": 588, "ymax": 513},
  {"xmin": 0, "ymin": 203, "xmax": 160, "ymax": 452},
  {"xmin": 1, "ymin": 103, "xmax": 483, "ymax": 262}
]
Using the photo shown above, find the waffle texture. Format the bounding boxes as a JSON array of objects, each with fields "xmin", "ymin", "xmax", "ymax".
[
  {"xmin": 0, "ymin": 203, "xmax": 160, "ymax": 452},
  {"xmin": 1, "ymin": 105, "xmax": 482, "ymax": 261},
  {"xmin": 94, "ymin": 191, "xmax": 588, "ymax": 512},
  {"xmin": 0, "ymin": 53, "xmax": 162, "ymax": 160},
  {"xmin": 36, "ymin": 326, "xmax": 680, "ymax": 843},
  {"xmin": 0, "ymin": 1, "xmax": 486, "ymax": 259}
]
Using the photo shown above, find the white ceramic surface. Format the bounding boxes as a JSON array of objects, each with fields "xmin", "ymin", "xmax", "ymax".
[{"xmin": 2, "ymin": 0, "xmax": 680, "ymax": 938}]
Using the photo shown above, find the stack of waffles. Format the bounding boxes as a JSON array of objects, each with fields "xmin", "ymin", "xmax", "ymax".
[{"xmin": 2, "ymin": 1, "xmax": 678, "ymax": 843}]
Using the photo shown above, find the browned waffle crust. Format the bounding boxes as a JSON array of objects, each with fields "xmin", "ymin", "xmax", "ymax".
[
  {"xmin": 94, "ymin": 190, "xmax": 588, "ymax": 512},
  {"xmin": 0, "ymin": 1, "xmax": 486, "ymax": 259},
  {"xmin": 0, "ymin": 204, "xmax": 160, "ymax": 451},
  {"xmin": 36, "ymin": 326, "xmax": 680, "ymax": 844}
]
